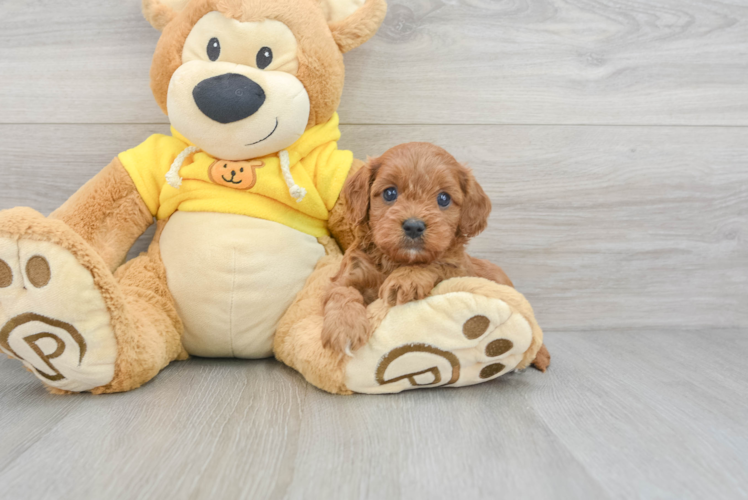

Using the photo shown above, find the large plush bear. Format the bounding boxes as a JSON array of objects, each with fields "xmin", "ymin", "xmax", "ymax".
[{"xmin": 0, "ymin": 0, "xmax": 544, "ymax": 395}]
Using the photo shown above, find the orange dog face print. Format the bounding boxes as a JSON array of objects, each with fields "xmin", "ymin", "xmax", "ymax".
[{"xmin": 208, "ymin": 160, "xmax": 265, "ymax": 190}]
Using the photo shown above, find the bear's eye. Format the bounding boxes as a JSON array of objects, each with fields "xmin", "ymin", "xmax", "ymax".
[
  {"xmin": 256, "ymin": 47, "xmax": 273, "ymax": 70},
  {"xmin": 240, "ymin": 167, "xmax": 244, "ymax": 173},
  {"xmin": 382, "ymin": 187, "xmax": 398, "ymax": 203},
  {"xmin": 437, "ymin": 192, "xmax": 452, "ymax": 208},
  {"xmin": 207, "ymin": 38, "xmax": 221, "ymax": 61}
]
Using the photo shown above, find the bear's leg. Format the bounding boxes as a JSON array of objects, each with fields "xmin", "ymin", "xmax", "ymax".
[
  {"xmin": 275, "ymin": 254, "xmax": 353, "ymax": 394},
  {"xmin": 344, "ymin": 278, "xmax": 544, "ymax": 394},
  {"xmin": 275, "ymin": 254, "xmax": 544, "ymax": 395},
  {"xmin": 104, "ymin": 220, "xmax": 188, "ymax": 393},
  {"xmin": 0, "ymin": 209, "xmax": 186, "ymax": 394}
]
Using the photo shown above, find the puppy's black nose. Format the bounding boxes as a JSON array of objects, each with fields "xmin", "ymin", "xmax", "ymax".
[
  {"xmin": 193, "ymin": 73, "xmax": 266, "ymax": 124},
  {"xmin": 402, "ymin": 218, "xmax": 426, "ymax": 239}
]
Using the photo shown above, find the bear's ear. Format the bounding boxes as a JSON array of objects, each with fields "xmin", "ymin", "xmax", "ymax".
[
  {"xmin": 142, "ymin": 0, "xmax": 191, "ymax": 31},
  {"xmin": 326, "ymin": 0, "xmax": 387, "ymax": 54},
  {"xmin": 320, "ymin": 0, "xmax": 365, "ymax": 22}
]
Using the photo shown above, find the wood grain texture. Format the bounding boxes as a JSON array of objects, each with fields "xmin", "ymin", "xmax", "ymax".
[
  {"xmin": 340, "ymin": 0, "xmax": 748, "ymax": 125},
  {"xmin": 1, "ymin": 0, "xmax": 747, "ymax": 125},
  {"xmin": 1, "ymin": 330, "xmax": 746, "ymax": 499},
  {"xmin": 1, "ymin": 123, "xmax": 745, "ymax": 330},
  {"xmin": 339, "ymin": 124, "xmax": 748, "ymax": 331},
  {"xmin": 1, "ymin": 1, "xmax": 747, "ymax": 498}
]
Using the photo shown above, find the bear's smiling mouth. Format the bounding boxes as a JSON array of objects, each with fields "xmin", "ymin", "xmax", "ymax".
[
  {"xmin": 222, "ymin": 175, "xmax": 243, "ymax": 184},
  {"xmin": 245, "ymin": 118, "xmax": 279, "ymax": 147}
]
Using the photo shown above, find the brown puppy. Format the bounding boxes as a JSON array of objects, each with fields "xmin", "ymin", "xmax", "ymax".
[{"xmin": 321, "ymin": 142, "xmax": 514, "ymax": 355}]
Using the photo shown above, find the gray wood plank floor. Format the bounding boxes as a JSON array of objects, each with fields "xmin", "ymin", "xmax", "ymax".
[
  {"xmin": 1, "ymin": 0, "xmax": 747, "ymax": 498},
  {"xmin": 2, "ymin": 331, "xmax": 747, "ymax": 499}
]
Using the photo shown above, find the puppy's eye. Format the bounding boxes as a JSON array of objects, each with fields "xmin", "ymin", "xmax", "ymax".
[
  {"xmin": 437, "ymin": 192, "xmax": 452, "ymax": 208},
  {"xmin": 256, "ymin": 47, "xmax": 273, "ymax": 70},
  {"xmin": 382, "ymin": 187, "xmax": 398, "ymax": 203},
  {"xmin": 207, "ymin": 38, "xmax": 221, "ymax": 61}
]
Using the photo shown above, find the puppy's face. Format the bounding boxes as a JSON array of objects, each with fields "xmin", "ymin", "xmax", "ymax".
[{"xmin": 345, "ymin": 143, "xmax": 492, "ymax": 264}]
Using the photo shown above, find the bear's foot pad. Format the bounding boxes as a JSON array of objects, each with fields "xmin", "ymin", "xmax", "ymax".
[
  {"xmin": 0, "ymin": 236, "xmax": 117, "ymax": 392},
  {"xmin": 345, "ymin": 289, "xmax": 533, "ymax": 394}
]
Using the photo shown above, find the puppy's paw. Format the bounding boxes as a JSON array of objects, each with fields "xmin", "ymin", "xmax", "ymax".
[
  {"xmin": 321, "ymin": 308, "xmax": 370, "ymax": 356},
  {"xmin": 322, "ymin": 287, "xmax": 371, "ymax": 355},
  {"xmin": 380, "ymin": 274, "xmax": 433, "ymax": 306}
]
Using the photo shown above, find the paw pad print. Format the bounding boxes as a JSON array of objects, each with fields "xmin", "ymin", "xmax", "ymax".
[
  {"xmin": 0, "ymin": 237, "xmax": 117, "ymax": 392},
  {"xmin": 345, "ymin": 290, "xmax": 534, "ymax": 394}
]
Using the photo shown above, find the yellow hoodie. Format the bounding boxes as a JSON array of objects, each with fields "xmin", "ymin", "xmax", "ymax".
[{"xmin": 118, "ymin": 114, "xmax": 353, "ymax": 238}]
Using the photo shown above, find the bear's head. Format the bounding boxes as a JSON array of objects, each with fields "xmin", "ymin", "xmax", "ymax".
[{"xmin": 142, "ymin": 0, "xmax": 387, "ymax": 161}]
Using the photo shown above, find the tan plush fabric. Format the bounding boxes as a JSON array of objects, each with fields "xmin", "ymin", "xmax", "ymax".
[
  {"xmin": 0, "ymin": 237, "xmax": 118, "ymax": 392},
  {"xmin": 100, "ymin": 220, "xmax": 188, "ymax": 394},
  {"xmin": 434, "ymin": 278, "xmax": 544, "ymax": 371},
  {"xmin": 148, "ymin": 0, "xmax": 387, "ymax": 129},
  {"xmin": 345, "ymin": 285, "xmax": 536, "ymax": 394},
  {"xmin": 328, "ymin": 0, "xmax": 387, "ymax": 53},
  {"xmin": 320, "ymin": 0, "xmax": 365, "ymax": 22},
  {"xmin": 275, "ymin": 254, "xmax": 352, "ymax": 394},
  {"xmin": 0, "ymin": 208, "xmax": 186, "ymax": 395},
  {"xmin": 170, "ymin": 12, "xmax": 311, "ymax": 161},
  {"xmin": 142, "ymin": 0, "xmax": 184, "ymax": 31},
  {"xmin": 51, "ymin": 158, "xmax": 154, "ymax": 273}
]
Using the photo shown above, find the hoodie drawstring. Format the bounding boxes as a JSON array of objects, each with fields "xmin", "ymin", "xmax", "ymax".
[
  {"xmin": 165, "ymin": 146, "xmax": 200, "ymax": 189},
  {"xmin": 279, "ymin": 150, "xmax": 307, "ymax": 202},
  {"xmin": 165, "ymin": 146, "xmax": 306, "ymax": 203}
]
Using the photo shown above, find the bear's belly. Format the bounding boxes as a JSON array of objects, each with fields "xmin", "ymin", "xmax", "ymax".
[{"xmin": 159, "ymin": 212, "xmax": 325, "ymax": 358}]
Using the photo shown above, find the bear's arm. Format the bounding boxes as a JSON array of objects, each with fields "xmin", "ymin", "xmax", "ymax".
[
  {"xmin": 328, "ymin": 158, "xmax": 365, "ymax": 252},
  {"xmin": 50, "ymin": 157, "xmax": 154, "ymax": 272}
]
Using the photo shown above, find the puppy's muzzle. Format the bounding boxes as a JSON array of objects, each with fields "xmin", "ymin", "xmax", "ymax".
[
  {"xmin": 193, "ymin": 73, "xmax": 266, "ymax": 124},
  {"xmin": 402, "ymin": 218, "xmax": 426, "ymax": 240}
]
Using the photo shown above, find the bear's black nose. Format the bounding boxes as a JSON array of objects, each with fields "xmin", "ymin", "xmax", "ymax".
[
  {"xmin": 193, "ymin": 73, "xmax": 266, "ymax": 124},
  {"xmin": 402, "ymin": 218, "xmax": 426, "ymax": 239}
]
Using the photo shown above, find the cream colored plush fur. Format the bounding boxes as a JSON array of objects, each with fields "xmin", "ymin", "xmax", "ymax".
[{"xmin": 160, "ymin": 212, "xmax": 325, "ymax": 358}]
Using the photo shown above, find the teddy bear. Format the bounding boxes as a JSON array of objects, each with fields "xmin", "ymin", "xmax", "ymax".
[{"xmin": 0, "ymin": 0, "xmax": 544, "ymax": 395}]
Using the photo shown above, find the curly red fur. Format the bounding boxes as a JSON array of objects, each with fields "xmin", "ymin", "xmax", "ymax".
[{"xmin": 321, "ymin": 142, "xmax": 513, "ymax": 355}]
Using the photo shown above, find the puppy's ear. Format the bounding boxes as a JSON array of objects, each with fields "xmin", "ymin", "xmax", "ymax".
[
  {"xmin": 343, "ymin": 157, "xmax": 379, "ymax": 227},
  {"xmin": 142, "ymin": 0, "xmax": 190, "ymax": 31},
  {"xmin": 327, "ymin": 0, "xmax": 388, "ymax": 53},
  {"xmin": 458, "ymin": 165, "xmax": 492, "ymax": 239}
]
